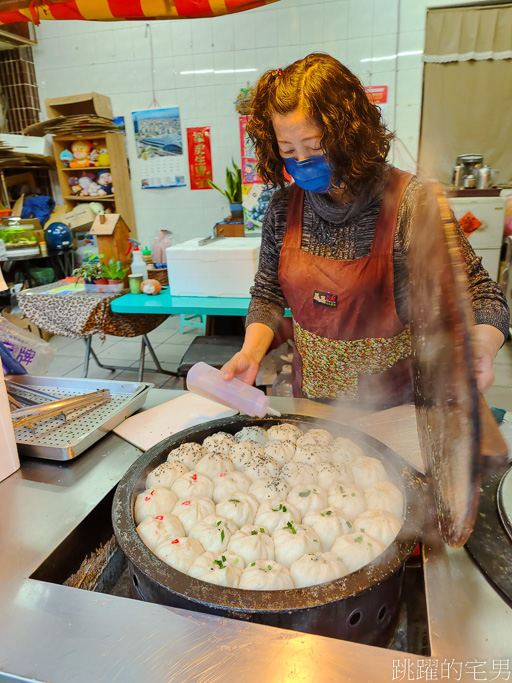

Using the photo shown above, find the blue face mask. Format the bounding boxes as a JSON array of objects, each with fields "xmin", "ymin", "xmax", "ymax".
[{"xmin": 283, "ymin": 155, "xmax": 332, "ymax": 193}]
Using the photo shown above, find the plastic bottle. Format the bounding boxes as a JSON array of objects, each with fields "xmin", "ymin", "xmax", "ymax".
[
  {"xmin": 151, "ymin": 229, "xmax": 174, "ymax": 268},
  {"xmin": 130, "ymin": 246, "xmax": 148, "ymax": 280},
  {"xmin": 187, "ymin": 362, "xmax": 281, "ymax": 418},
  {"xmin": 272, "ymin": 364, "xmax": 294, "ymax": 397},
  {"xmin": 142, "ymin": 246, "xmax": 152, "ymax": 264}
]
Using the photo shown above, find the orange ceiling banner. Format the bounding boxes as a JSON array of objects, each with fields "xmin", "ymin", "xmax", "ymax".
[{"xmin": 0, "ymin": 0, "xmax": 278, "ymax": 24}]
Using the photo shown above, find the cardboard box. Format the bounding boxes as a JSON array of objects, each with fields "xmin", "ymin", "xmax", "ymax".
[
  {"xmin": 45, "ymin": 92, "xmax": 113, "ymax": 120},
  {"xmin": 166, "ymin": 237, "xmax": 260, "ymax": 298},
  {"xmin": 62, "ymin": 205, "xmax": 96, "ymax": 232},
  {"xmin": 44, "ymin": 205, "xmax": 69, "ymax": 231},
  {"xmin": 2, "ymin": 307, "xmax": 53, "ymax": 342},
  {"xmin": 215, "ymin": 222, "xmax": 245, "ymax": 237},
  {"xmin": 0, "ymin": 133, "xmax": 51, "ymax": 157}
]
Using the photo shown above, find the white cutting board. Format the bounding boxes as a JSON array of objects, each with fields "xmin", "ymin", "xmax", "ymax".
[{"xmin": 113, "ymin": 392, "xmax": 237, "ymax": 451}]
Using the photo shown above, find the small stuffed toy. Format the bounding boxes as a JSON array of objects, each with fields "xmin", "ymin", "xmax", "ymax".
[
  {"xmin": 89, "ymin": 147, "xmax": 100, "ymax": 166},
  {"xmin": 78, "ymin": 176, "xmax": 92, "ymax": 196},
  {"xmin": 89, "ymin": 202, "xmax": 105, "ymax": 215},
  {"xmin": 68, "ymin": 176, "xmax": 81, "ymax": 195},
  {"xmin": 97, "ymin": 171, "xmax": 113, "ymax": 195},
  {"xmin": 96, "ymin": 147, "xmax": 110, "ymax": 167},
  {"xmin": 69, "ymin": 140, "xmax": 93, "ymax": 168},
  {"xmin": 141, "ymin": 279, "xmax": 161, "ymax": 295},
  {"xmin": 87, "ymin": 181, "xmax": 102, "ymax": 197},
  {"xmin": 59, "ymin": 149, "xmax": 74, "ymax": 167}
]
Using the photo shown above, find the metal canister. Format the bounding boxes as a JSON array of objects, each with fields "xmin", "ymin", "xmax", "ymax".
[
  {"xmin": 464, "ymin": 174, "xmax": 477, "ymax": 189},
  {"xmin": 128, "ymin": 274, "xmax": 143, "ymax": 294},
  {"xmin": 477, "ymin": 165, "xmax": 491, "ymax": 189},
  {"xmin": 452, "ymin": 164, "xmax": 463, "ymax": 189}
]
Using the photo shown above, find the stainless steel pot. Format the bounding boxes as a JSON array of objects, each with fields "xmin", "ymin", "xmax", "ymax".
[{"xmin": 112, "ymin": 415, "xmax": 424, "ymax": 646}]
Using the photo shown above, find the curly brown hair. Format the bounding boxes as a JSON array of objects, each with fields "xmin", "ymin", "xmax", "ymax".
[{"xmin": 246, "ymin": 53, "xmax": 394, "ymax": 195}]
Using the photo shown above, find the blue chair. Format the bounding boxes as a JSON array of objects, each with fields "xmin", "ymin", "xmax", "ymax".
[{"xmin": 179, "ymin": 313, "xmax": 206, "ymax": 335}]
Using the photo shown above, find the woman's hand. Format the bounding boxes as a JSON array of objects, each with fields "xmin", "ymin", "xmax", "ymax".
[
  {"xmin": 222, "ymin": 350, "xmax": 260, "ymax": 385},
  {"xmin": 472, "ymin": 324, "xmax": 505, "ymax": 393},
  {"xmin": 221, "ymin": 322, "xmax": 275, "ymax": 386}
]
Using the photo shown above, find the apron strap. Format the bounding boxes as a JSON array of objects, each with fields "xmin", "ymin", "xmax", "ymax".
[{"xmin": 283, "ymin": 183, "xmax": 305, "ymax": 251}]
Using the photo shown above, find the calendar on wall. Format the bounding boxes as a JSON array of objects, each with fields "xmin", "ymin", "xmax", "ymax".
[{"xmin": 132, "ymin": 107, "xmax": 187, "ymax": 189}]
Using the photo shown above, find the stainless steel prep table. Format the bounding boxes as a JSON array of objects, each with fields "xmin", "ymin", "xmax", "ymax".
[{"xmin": 0, "ymin": 390, "xmax": 510, "ymax": 683}]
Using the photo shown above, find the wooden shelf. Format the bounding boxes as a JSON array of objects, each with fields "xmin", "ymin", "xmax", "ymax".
[
  {"xmin": 64, "ymin": 195, "xmax": 115, "ymax": 201},
  {"xmin": 59, "ymin": 166, "xmax": 111, "ymax": 172},
  {"xmin": 53, "ymin": 133, "xmax": 112, "ymax": 142},
  {"xmin": 53, "ymin": 131, "xmax": 136, "ymax": 235}
]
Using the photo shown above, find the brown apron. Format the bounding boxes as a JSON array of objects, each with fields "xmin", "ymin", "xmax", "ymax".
[{"xmin": 278, "ymin": 168, "xmax": 414, "ymax": 409}]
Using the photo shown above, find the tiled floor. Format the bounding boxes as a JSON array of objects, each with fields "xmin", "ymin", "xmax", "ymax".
[
  {"xmin": 46, "ymin": 315, "xmax": 203, "ymax": 389},
  {"xmin": 46, "ymin": 317, "xmax": 512, "ymax": 411}
]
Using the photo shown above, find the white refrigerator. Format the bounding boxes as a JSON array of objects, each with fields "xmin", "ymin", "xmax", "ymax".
[{"xmin": 449, "ymin": 196, "xmax": 506, "ymax": 281}]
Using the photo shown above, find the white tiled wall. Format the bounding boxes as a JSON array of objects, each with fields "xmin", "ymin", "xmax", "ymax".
[{"xmin": 31, "ymin": 0, "xmax": 475, "ymax": 246}]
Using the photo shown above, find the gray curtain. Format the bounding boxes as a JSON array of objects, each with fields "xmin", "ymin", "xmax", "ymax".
[{"xmin": 418, "ymin": 4, "xmax": 512, "ymax": 186}]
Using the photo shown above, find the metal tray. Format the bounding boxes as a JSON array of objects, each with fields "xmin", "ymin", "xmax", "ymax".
[{"xmin": 7, "ymin": 375, "xmax": 152, "ymax": 461}]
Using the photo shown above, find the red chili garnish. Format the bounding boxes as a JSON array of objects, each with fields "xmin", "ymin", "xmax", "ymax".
[
  {"xmin": 171, "ymin": 539, "xmax": 180, "ymax": 544},
  {"xmin": 155, "ymin": 515, "xmax": 164, "ymax": 520},
  {"xmin": 145, "ymin": 496, "xmax": 151, "ymax": 502},
  {"xmin": 220, "ymin": 473, "xmax": 227, "ymax": 477},
  {"xmin": 182, "ymin": 500, "xmax": 191, "ymax": 506},
  {"xmin": 150, "ymin": 490, "xmax": 155, "ymax": 495},
  {"xmin": 191, "ymin": 474, "xmax": 197, "ymax": 481}
]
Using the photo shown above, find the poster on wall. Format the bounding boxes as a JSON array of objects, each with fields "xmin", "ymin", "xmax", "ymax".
[
  {"xmin": 113, "ymin": 115, "xmax": 125, "ymax": 135},
  {"xmin": 132, "ymin": 107, "xmax": 186, "ymax": 189},
  {"xmin": 239, "ymin": 115, "xmax": 261, "ymax": 185},
  {"xmin": 239, "ymin": 115, "xmax": 285, "ymax": 231},
  {"xmin": 365, "ymin": 85, "xmax": 388, "ymax": 121},
  {"xmin": 186, "ymin": 127, "xmax": 213, "ymax": 190}
]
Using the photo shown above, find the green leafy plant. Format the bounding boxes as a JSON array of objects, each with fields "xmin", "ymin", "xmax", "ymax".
[
  {"xmin": 101, "ymin": 258, "xmax": 130, "ymax": 281},
  {"xmin": 207, "ymin": 160, "xmax": 242, "ymax": 204},
  {"xmin": 71, "ymin": 253, "xmax": 103, "ymax": 284}
]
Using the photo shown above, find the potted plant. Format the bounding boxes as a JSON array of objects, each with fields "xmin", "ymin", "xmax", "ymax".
[
  {"xmin": 101, "ymin": 258, "xmax": 130, "ymax": 285},
  {"xmin": 208, "ymin": 160, "xmax": 243, "ymax": 219},
  {"xmin": 71, "ymin": 253, "xmax": 105, "ymax": 285}
]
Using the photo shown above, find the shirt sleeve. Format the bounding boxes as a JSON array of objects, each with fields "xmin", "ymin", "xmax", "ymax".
[
  {"xmin": 394, "ymin": 178, "xmax": 510, "ymax": 340},
  {"xmin": 245, "ymin": 192, "xmax": 288, "ymax": 334}
]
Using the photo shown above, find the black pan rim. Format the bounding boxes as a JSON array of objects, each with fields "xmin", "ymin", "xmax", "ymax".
[{"xmin": 113, "ymin": 414, "xmax": 424, "ymax": 612}]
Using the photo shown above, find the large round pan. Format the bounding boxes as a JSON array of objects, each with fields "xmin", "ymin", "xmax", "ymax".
[{"xmin": 113, "ymin": 415, "xmax": 424, "ymax": 646}]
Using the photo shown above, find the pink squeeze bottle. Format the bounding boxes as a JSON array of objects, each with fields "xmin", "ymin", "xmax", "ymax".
[{"xmin": 186, "ymin": 362, "xmax": 281, "ymax": 418}]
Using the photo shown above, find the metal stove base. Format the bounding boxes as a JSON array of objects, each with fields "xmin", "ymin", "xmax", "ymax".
[{"xmin": 465, "ymin": 472, "xmax": 512, "ymax": 606}]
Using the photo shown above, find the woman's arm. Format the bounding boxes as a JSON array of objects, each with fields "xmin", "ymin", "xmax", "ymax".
[
  {"xmin": 454, "ymin": 221, "xmax": 508, "ymax": 392},
  {"xmin": 223, "ymin": 190, "xmax": 289, "ymax": 384},
  {"xmin": 395, "ymin": 177, "xmax": 509, "ymax": 392}
]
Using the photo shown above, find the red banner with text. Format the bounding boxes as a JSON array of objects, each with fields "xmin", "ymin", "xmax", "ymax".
[{"xmin": 187, "ymin": 127, "xmax": 212, "ymax": 190}]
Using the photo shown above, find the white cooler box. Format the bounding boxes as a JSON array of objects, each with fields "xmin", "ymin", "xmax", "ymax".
[{"xmin": 166, "ymin": 237, "xmax": 260, "ymax": 297}]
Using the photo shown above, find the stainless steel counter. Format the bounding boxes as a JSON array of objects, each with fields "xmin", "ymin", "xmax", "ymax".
[{"xmin": 0, "ymin": 390, "xmax": 510, "ymax": 683}]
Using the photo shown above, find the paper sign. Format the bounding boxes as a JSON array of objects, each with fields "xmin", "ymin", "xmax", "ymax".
[
  {"xmin": 239, "ymin": 115, "xmax": 261, "ymax": 185},
  {"xmin": 243, "ymin": 184, "xmax": 264, "ymax": 211},
  {"xmin": 459, "ymin": 211, "xmax": 483, "ymax": 237},
  {"xmin": 365, "ymin": 85, "xmax": 388, "ymax": 105},
  {"xmin": 187, "ymin": 127, "xmax": 213, "ymax": 190},
  {"xmin": 365, "ymin": 85, "xmax": 388, "ymax": 120}
]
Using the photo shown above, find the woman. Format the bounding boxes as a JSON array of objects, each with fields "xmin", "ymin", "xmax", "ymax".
[{"xmin": 223, "ymin": 53, "xmax": 509, "ymax": 408}]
